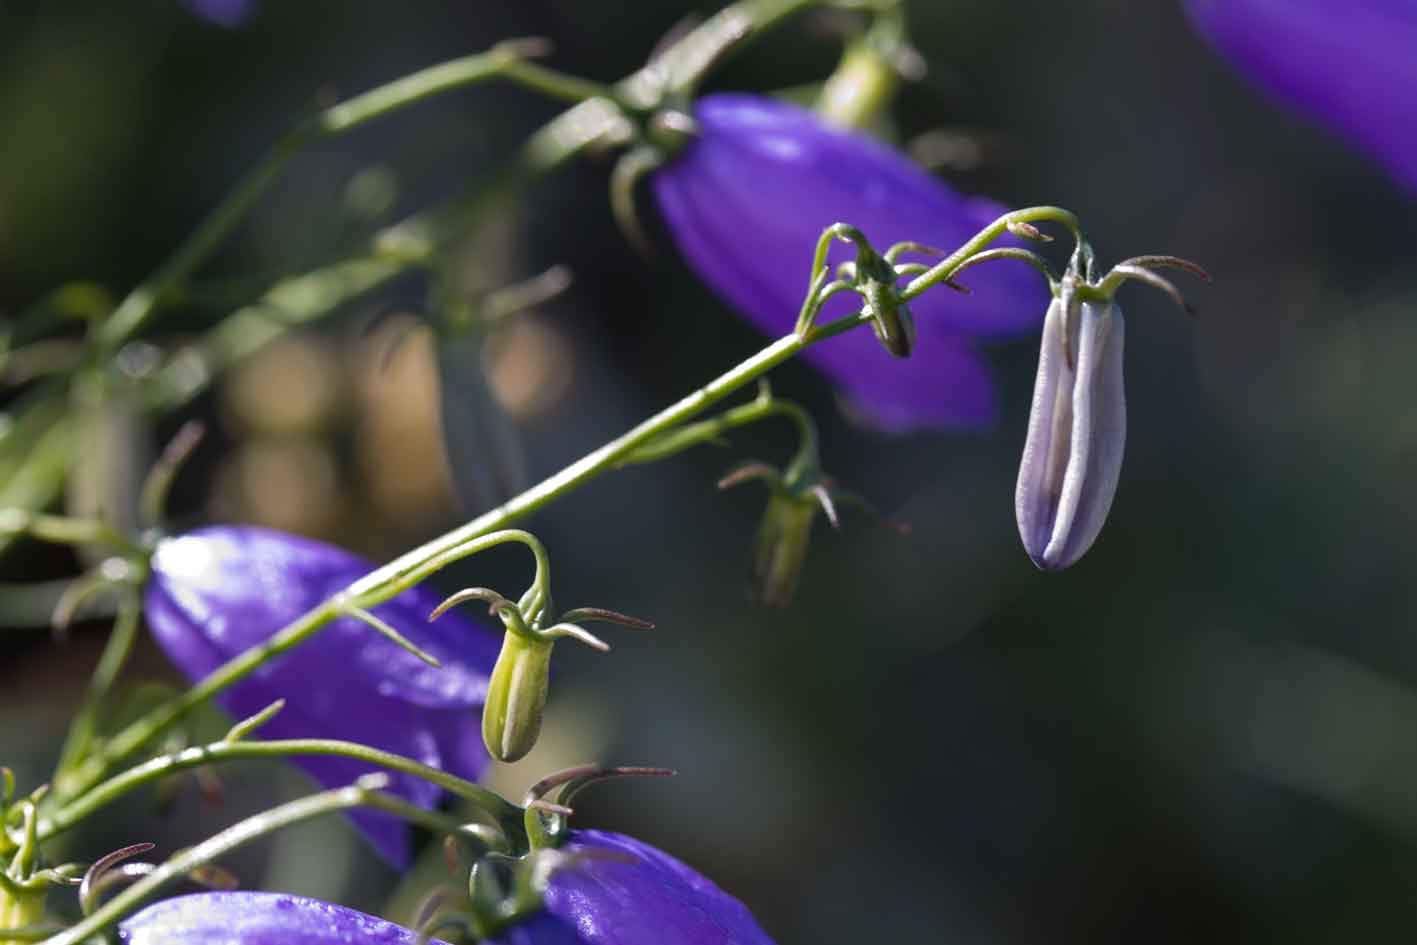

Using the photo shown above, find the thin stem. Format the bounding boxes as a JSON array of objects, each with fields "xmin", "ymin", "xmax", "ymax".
[
  {"xmin": 140, "ymin": 95, "xmax": 625, "ymax": 417},
  {"xmin": 52, "ymin": 595, "xmax": 142, "ymax": 781},
  {"xmin": 346, "ymin": 528, "xmax": 552, "ymax": 627},
  {"xmin": 900, "ymin": 206, "xmax": 1083, "ymax": 302},
  {"xmin": 0, "ymin": 511, "xmax": 134, "ymax": 555},
  {"xmin": 617, "ymin": 393, "xmax": 817, "ymax": 466},
  {"xmin": 40, "ymin": 739, "xmax": 522, "ymax": 844},
  {"xmin": 92, "ymin": 42, "xmax": 607, "ymax": 355},
  {"xmin": 56, "ymin": 207, "xmax": 1066, "ymax": 804},
  {"xmin": 53, "ymin": 597, "xmax": 337, "ymax": 798},
  {"xmin": 41, "ymin": 782, "xmax": 480, "ymax": 945},
  {"xmin": 95, "ymin": 0, "xmax": 824, "ymax": 357}
]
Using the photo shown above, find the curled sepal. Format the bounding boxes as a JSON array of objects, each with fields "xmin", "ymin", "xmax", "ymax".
[
  {"xmin": 431, "ymin": 542, "xmax": 651, "ymax": 764},
  {"xmin": 1015, "ymin": 294, "xmax": 1126, "ymax": 570},
  {"xmin": 522, "ymin": 764, "xmax": 675, "ymax": 851}
]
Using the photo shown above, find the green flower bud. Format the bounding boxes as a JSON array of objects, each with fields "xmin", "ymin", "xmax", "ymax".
[
  {"xmin": 752, "ymin": 491, "xmax": 821, "ymax": 608},
  {"xmin": 1, "ymin": 879, "xmax": 45, "ymax": 945},
  {"xmin": 482, "ymin": 632, "xmax": 554, "ymax": 764}
]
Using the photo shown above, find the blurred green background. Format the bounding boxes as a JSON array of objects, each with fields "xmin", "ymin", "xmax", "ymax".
[{"xmin": 4, "ymin": 1, "xmax": 1417, "ymax": 943}]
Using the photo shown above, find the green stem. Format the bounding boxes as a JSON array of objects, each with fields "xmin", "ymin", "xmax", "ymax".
[
  {"xmin": 140, "ymin": 95, "xmax": 624, "ymax": 417},
  {"xmin": 52, "ymin": 596, "xmax": 142, "ymax": 780},
  {"xmin": 95, "ymin": 0, "xmax": 823, "ymax": 359},
  {"xmin": 56, "ymin": 206, "xmax": 1065, "ymax": 808},
  {"xmin": 40, "ymin": 739, "xmax": 522, "ymax": 844},
  {"xmin": 0, "ymin": 511, "xmax": 132, "ymax": 555},
  {"xmin": 618, "ymin": 391, "xmax": 817, "ymax": 467},
  {"xmin": 41, "ymin": 782, "xmax": 478, "ymax": 945},
  {"xmin": 901, "ymin": 206, "xmax": 1083, "ymax": 301},
  {"xmin": 92, "ymin": 42, "xmax": 611, "ymax": 356}
]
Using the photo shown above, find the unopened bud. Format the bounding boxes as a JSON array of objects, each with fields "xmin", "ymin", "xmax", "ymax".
[
  {"xmin": 752, "ymin": 491, "xmax": 820, "ymax": 607},
  {"xmin": 482, "ymin": 633, "xmax": 554, "ymax": 763},
  {"xmin": 1015, "ymin": 294, "xmax": 1126, "ymax": 570}
]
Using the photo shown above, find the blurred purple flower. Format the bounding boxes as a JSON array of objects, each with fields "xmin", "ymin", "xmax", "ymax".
[
  {"xmin": 144, "ymin": 524, "xmax": 501, "ymax": 867},
  {"xmin": 652, "ymin": 94, "xmax": 1044, "ymax": 432},
  {"xmin": 183, "ymin": 0, "xmax": 256, "ymax": 27},
  {"xmin": 1183, "ymin": 0, "xmax": 1417, "ymax": 192},
  {"xmin": 119, "ymin": 831, "xmax": 775, "ymax": 945}
]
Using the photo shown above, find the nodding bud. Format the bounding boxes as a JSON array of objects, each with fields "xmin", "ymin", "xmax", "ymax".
[
  {"xmin": 865, "ymin": 285, "xmax": 916, "ymax": 358},
  {"xmin": 482, "ymin": 633, "xmax": 553, "ymax": 763},
  {"xmin": 752, "ymin": 491, "xmax": 821, "ymax": 607},
  {"xmin": 1015, "ymin": 294, "xmax": 1126, "ymax": 571}
]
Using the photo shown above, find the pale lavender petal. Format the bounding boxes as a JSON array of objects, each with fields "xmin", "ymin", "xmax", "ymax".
[
  {"xmin": 1014, "ymin": 300, "xmax": 1126, "ymax": 571},
  {"xmin": 652, "ymin": 93, "xmax": 1045, "ymax": 431},
  {"xmin": 1184, "ymin": 0, "xmax": 1417, "ymax": 191},
  {"xmin": 145, "ymin": 525, "xmax": 501, "ymax": 865},
  {"xmin": 1015, "ymin": 296, "xmax": 1072, "ymax": 564},
  {"xmin": 1045, "ymin": 302, "xmax": 1126, "ymax": 569},
  {"xmin": 120, "ymin": 892, "xmax": 451, "ymax": 945}
]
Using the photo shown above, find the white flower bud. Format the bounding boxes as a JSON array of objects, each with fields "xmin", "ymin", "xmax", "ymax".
[{"xmin": 1015, "ymin": 294, "xmax": 1126, "ymax": 570}]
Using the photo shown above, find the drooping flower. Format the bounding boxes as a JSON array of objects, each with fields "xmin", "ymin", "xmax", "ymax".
[
  {"xmin": 1183, "ymin": 0, "xmax": 1417, "ymax": 192},
  {"xmin": 1014, "ymin": 292, "xmax": 1126, "ymax": 571},
  {"xmin": 1012, "ymin": 253, "xmax": 1205, "ymax": 570},
  {"xmin": 117, "ymin": 830, "xmax": 776, "ymax": 945},
  {"xmin": 651, "ymin": 93, "xmax": 1045, "ymax": 432},
  {"xmin": 144, "ymin": 525, "xmax": 501, "ymax": 866}
]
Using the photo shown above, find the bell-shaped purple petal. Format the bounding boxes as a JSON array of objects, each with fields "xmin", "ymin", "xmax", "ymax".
[
  {"xmin": 651, "ymin": 93, "xmax": 1045, "ymax": 432},
  {"xmin": 144, "ymin": 525, "xmax": 501, "ymax": 866},
  {"xmin": 118, "ymin": 830, "xmax": 774, "ymax": 945},
  {"xmin": 1183, "ymin": 0, "xmax": 1417, "ymax": 192},
  {"xmin": 487, "ymin": 830, "xmax": 776, "ymax": 945},
  {"xmin": 119, "ymin": 892, "xmax": 450, "ymax": 945},
  {"xmin": 1015, "ymin": 299, "xmax": 1126, "ymax": 570}
]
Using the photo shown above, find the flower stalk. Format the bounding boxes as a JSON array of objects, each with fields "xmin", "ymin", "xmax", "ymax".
[{"xmin": 47, "ymin": 205, "xmax": 1083, "ymax": 805}]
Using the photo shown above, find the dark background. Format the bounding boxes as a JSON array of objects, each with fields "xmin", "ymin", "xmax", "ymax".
[{"xmin": 4, "ymin": 2, "xmax": 1416, "ymax": 943}]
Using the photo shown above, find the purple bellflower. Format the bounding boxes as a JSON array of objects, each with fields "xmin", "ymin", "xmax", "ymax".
[
  {"xmin": 144, "ymin": 525, "xmax": 501, "ymax": 867},
  {"xmin": 1183, "ymin": 0, "xmax": 1417, "ymax": 192},
  {"xmin": 651, "ymin": 93, "xmax": 1045, "ymax": 432},
  {"xmin": 118, "ymin": 830, "xmax": 776, "ymax": 945}
]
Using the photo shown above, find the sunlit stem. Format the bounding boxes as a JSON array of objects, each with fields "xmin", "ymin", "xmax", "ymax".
[
  {"xmin": 795, "ymin": 223, "xmax": 873, "ymax": 336},
  {"xmin": 618, "ymin": 384, "xmax": 819, "ymax": 471},
  {"xmin": 39, "ymin": 740, "xmax": 523, "ymax": 847},
  {"xmin": 43, "ymin": 778, "xmax": 498, "ymax": 945},
  {"xmin": 345, "ymin": 528, "xmax": 552, "ymax": 630},
  {"xmin": 52, "ymin": 204, "xmax": 1079, "ymax": 806},
  {"xmin": 51, "ymin": 595, "xmax": 143, "ymax": 787},
  {"xmin": 900, "ymin": 206, "xmax": 1083, "ymax": 301},
  {"xmin": 0, "ymin": 511, "xmax": 135, "ymax": 556}
]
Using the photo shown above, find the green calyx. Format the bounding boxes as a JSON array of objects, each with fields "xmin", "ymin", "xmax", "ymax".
[
  {"xmin": 0, "ymin": 882, "xmax": 46, "ymax": 945},
  {"xmin": 430, "ymin": 562, "xmax": 654, "ymax": 765},
  {"xmin": 482, "ymin": 633, "xmax": 554, "ymax": 765}
]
